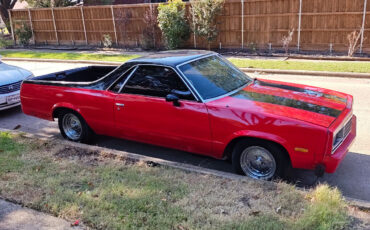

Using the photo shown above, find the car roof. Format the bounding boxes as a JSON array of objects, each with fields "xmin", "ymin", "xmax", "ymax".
[{"xmin": 126, "ymin": 50, "xmax": 215, "ymax": 67}]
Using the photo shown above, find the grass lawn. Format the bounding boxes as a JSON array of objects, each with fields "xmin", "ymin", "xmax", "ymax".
[
  {"xmin": 0, "ymin": 50, "xmax": 140, "ymax": 63},
  {"xmin": 0, "ymin": 132, "xmax": 361, "ymax": 229},
  {"xmin": 229, "ymin": 58, "xmax": 370, "ymax": 73},
  {"xmin": 1, "ymin": 50, "xmax": 370, "ymax": 73}
]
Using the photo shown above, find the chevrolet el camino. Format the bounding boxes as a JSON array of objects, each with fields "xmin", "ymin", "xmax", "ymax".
[{"xmin": 20, "ymin": 51, "xmax": 356, "ymax": 180}]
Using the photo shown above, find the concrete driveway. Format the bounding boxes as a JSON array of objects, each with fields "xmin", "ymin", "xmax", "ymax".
[{"xmin": 1, "ymin": 60, "xmax": 369, "ymax": 201}]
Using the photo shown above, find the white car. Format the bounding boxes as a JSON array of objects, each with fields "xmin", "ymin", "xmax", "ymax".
[{"xmin": 0, "ymin": 55, "xmax": 33, "ymax": 110}]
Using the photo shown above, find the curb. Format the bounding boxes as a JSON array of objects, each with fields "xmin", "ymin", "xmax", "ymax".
[
  {"xmin": 3, "ymin": 57, "xmax": 370, "ymax": 79},
  {"xmin": 1, "ymin": 128, "xmax": 370, "ymax": 211},
  {"xmin": 345, "ymin": 197, "xmax": 370, "ymax": 211}
]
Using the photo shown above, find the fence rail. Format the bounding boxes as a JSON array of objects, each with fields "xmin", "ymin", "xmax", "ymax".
[{"xmin": 9, "ymin": 0, "xmax": 370, "ymax": 53}]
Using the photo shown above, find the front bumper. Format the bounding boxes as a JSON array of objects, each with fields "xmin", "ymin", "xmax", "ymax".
[
  {"xmin": 323, "ymin": 115, "xmax": 357, "ymax": 173},
  {"xmin": 0, "ymin": 91, "xmax": 21, "ymax": 111}
]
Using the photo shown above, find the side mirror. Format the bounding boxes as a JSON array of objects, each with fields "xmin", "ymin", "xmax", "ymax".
[
  {"xmin": 166, "ymin": 94, "xmax": 180, "ymax": 107},
  {"xmin": 171, "ymin": 89, "xmax": 193, "ymax": 100}
]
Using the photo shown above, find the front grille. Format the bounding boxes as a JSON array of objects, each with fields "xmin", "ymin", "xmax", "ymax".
[
  {"xmin": 0, "ymin": 81, "xmax": 22, "ymax": 94},
  {"xmin": 332, "ymin": 117, "xmax": 352, "ymax": 153}
]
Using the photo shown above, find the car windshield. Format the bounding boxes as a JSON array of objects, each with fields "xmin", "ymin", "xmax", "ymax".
[{"xmin": 178, "ymin": 55, "xmax": 251, "ymax": 100}]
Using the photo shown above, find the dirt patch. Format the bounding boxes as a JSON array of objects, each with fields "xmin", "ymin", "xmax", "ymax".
[
  {"xmin": 54, "ymin": 146, "xmax": 99, "ymax": 159},
  {"xmin": 53, "ymin": 145, "xmax": 141, "ymax": 167}
]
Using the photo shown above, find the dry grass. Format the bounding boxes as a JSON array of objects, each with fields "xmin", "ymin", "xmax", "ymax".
[{"xmin": 0, "ymin": 132, "xmax": 367, "ymax": 229}]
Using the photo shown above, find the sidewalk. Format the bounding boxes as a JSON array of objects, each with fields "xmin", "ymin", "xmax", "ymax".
[{"xmin": 0, "ymin": 199, "xmax": 83, "ymax": 230}]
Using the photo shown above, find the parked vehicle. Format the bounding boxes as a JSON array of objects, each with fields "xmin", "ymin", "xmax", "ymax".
[
  {"xmin": 0, "ymin": 55, "xmax": 33, "ymax": 111},
  {"xmin": 20, "ymin": 51, "xmax": 356, "ymax": 180}
]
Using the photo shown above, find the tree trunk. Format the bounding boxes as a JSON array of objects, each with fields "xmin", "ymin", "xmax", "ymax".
[
  {"xmin": 0, "ymin": 5, "xmax": 11, "ymax": 33},
  {"xmin": 1, "ymin": 0, "xmax": 17, "ymax": 35}
]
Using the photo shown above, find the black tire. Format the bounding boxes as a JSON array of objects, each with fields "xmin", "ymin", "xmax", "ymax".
[
  {"xmin": 58, "ymin": 110, "xmax": 94, "ymax": 143},
  {"xmin": 232, "ymin": 139, "xmax": 289, "ymax": 180}
]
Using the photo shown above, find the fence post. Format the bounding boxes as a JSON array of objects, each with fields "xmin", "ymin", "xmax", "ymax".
[
  {"xmin": 51, "ymin": 8, "xmax": 59, "ymax": 45},
  {"xmin": 27, "ymin": 9, "xmax": 35, "ymax": 45},
  {"xmin": 241, "ymin": 0, "xmax": 244, "ymax": 49},
  {"xmin": 360, "ymin": 0, "xmax": 367, "ymax": 54},
  {"xmin": 8, "ymin": 10, "xmax": 15, "ymax": 44},
  {"xmin": 297, "ymin": 0, "xmax": 302, "ymax": 52},
  {"xmin": 80, "ymin": 7, "xmax": 88, "ymax": 45},
  {"xmin": 111, "ymin": 5, "xmax": 118, "ymax": 45}
]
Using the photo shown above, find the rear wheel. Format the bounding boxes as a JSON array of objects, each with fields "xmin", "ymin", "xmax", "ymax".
[
  {"xmin": 232, "ymin": 140, "xmax": 288, "ymax": 180},
  {"xmin": 58, "ymin": 111, "xmax": 93, "ymax": 143}
]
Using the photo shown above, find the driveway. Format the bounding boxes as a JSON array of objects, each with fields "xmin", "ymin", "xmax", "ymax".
[{"xmin": 1, "ymin": 60, "xmax": 370, "ymax": 201}]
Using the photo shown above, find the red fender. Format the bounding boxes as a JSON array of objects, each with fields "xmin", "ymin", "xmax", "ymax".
[{"xmin": 51, "ymin": 102, "xmax": 83, "ymax": 120}]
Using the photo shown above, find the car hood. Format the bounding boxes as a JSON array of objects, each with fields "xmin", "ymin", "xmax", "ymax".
[
  {"xmin": 0, "ymin": 62, "xmax": 33, "ymax": 85},
  {"xmin": 217, "ymin": 79, "xmax": 349, "ymax": 127}
]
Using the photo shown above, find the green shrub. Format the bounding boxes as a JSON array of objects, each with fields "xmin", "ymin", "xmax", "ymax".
[
  {"xmin": 102, "ymin": 34, "xmax": 112, "ymax": 48},
  {"xmin": 0, "ymin": 35, "xmax": 12, "ymax": 48},
  {"xmin": 15, "ymin": 23, "xmax": 32, "ymax": 46},
  {"xmin": 157, "ymin": 0, "xmax": 190, "ymax": 49},
  {"xmin": 296, "ymin": 184, "xmax": 349, "ymax": 230},
  {"xmin": 190, "ymin": 0, "xmax": 224, "ymax": 50}
]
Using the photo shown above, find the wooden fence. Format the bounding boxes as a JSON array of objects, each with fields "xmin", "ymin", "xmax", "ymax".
[{"xmin": 9, "ymin": 0, "xmax": 370, "ymax": 53}]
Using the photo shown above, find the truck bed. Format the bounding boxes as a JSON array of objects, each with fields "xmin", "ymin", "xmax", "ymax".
[{"xmin": 32, "ymin": 66, "xmax": 117, "ymax": 82}]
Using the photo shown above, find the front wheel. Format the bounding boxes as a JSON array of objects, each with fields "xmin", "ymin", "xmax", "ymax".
[
  {"xmin": 232, "ymin": 140, "xmax": 287, "ymax": 180},
  {"xmin": 58, "ymin": 111, "xmax": 93, "ymax": 143}
]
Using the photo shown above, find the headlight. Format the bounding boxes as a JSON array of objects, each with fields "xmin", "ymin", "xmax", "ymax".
[{"xmin": 332, "ymin": 116, "xmax": 352, "ymax": 154}]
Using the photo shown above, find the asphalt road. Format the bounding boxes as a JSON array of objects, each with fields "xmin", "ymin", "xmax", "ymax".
[{"xmin": 1, "ymin": 60, "xmax": 369, "ymax": 201}]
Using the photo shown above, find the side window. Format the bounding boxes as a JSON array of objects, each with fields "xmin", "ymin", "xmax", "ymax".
[
  {"xmin": 122, "ymin": 66, "xmax": 195, "ymax": 100},
  {"xmin": 109, "ymin": 67, "xmax": 135, "ymax": 93}
]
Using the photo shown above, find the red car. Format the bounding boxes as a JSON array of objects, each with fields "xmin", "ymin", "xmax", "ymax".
[{"xmin": 20, "ymin": 51, "xmax": 356, "ymax": 180}]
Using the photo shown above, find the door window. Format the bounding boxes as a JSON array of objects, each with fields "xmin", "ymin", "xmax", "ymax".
[
  {"xmin": 109, "ymin": 66, "xmax": 136, "ymax": 93},
  {"xmin": 122, "ymin": 65, "xmax": 195, "ymax": 100}
]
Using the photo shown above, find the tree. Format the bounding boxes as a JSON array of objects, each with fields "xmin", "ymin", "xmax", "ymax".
[
  {"xmin": 114, "ymin": 8, "xmax": 132, "ymax": 47},
  {"xmin": 190, "ymin": 0, "xmax": 224, "ymax": 50},
  {"xmin": 142, "ymin": 6, "xmax": 161, "ymax": 50},
  {"xmin": 281, "ymin": 28, "xmax": 294, "ymax": 54},
  {"xmin": 157, "ymin": 0, "xmax": 190, "ymax": 50},
  {"xmin": 0, "ymin": 0, "xmax": 17, "ymax": 32},
  {"xmin": 347, "ymin": 28, "xmax": 365, "ymax": 57}
]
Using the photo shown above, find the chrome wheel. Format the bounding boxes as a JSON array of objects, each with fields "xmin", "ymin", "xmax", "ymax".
[
  {"xmin": 240, "ymin": 146, "xmax": 276, "ymax": 180},
  {"xmin": 62, "ymin": 113, "xmax": 82, "ymax": 141}
]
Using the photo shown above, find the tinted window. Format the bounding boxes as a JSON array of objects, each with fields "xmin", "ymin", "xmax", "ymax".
[
  {"xmin": 179, "ymin": 55, "xmax": 251, "ymax": 100},
  {"xmin": 86, "ymin": 63, "xmax": 134, "ymax": 90},
  {"xmin": 109, "ymin": 67, "xmax": 136, "ymax": 93},
  {"xmin": 122, "ymin": 66, "xmax": 195, "ymax": 100}
]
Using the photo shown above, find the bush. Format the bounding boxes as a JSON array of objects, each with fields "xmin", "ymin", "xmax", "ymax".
[
  {"xmin": 102, "ymin": 34, "xmax": 113, "ymax": 48},
  {"xmin": 157, "ymin": 0, "xmax": 190, "ymax": 49},
  {"xmin": 0, "ymin": 35, "xmax": 12, "ymax": 48},
  {"xmin": 296, "ymin": 184, "xmax": 349, "ymax": 230},
  {"xmin": 190, "ymin": 0, "xmax": 224, "ymax": 50},
  {"xmin": 15, "ymin": 23, "xmax": 32, "ymax": 46}
]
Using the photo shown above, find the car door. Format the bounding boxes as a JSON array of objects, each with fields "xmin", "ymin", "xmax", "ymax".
[{"xmin": 113, "ymin": 65, "xmax": 213, "ymax": 156}]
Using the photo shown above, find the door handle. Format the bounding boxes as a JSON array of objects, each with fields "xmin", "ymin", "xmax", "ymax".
[{"xmin": 115, "ymin": 103, "xmax": 124, "ymax": 110}]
